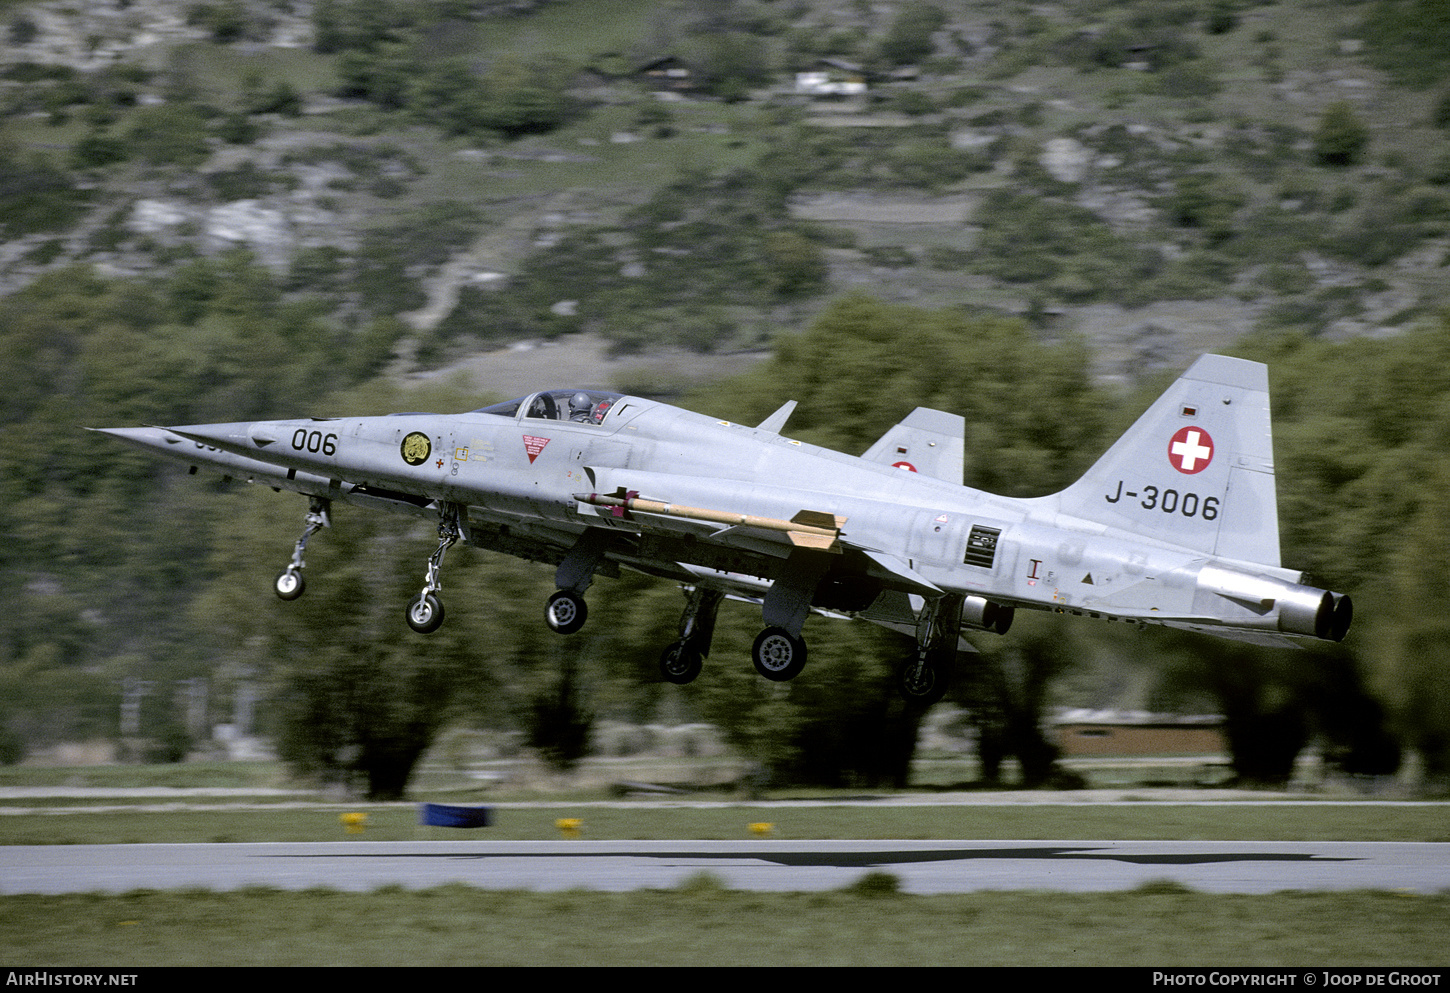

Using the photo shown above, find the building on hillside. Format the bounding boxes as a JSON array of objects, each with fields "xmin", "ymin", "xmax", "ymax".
[
  {"xmin": 636, "ymin": 56, "xmax": 701, "ymax": 95},
  {"xmin": 1054, "ymin": 709, "xmax": 1226, "ymax": 756},
  {"xmin": 795, "ymin": 58, "xmax": 868, "ymax": 99}
]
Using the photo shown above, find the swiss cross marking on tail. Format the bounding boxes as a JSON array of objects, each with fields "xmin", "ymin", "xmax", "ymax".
[
  {"xmin": 1168, "ymin": 426, "xmax": 1214, "ymax": 474},
  {"xmin": 523, "ymin": 435, "xmax": 550, "ymax": 463}
]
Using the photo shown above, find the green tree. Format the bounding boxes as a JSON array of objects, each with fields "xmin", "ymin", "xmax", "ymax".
[
  {"xmin": 0, "ymin": 257, "xmax": 374, "ymax": 765},
  {"xmin": 1237, "ymin": 321, "xmax": 1450, "ymax": 788},
  {"xmin": 968, "ymin": 617, "xmax": 1082, "ymax": 787},
  {"xmin": 1361, "ymin": 0, "xmax": 1450, "ymax": 86},
  {"xmin": 687, "ymin": 32, "xmax": 773, "ymax": 100},
  {"xmin": 475, "ymin": 56, "xmax": 573, "ymax": 137},
  {"xmin": 716, "ymin": 294, "xmax": 1103, "ymax": 496},
  {"xmin": 1374, "ymin": 440, "xmax": 1450, "ymax": 784},
  {"xmin": 1313, "ymin": 101, "xmax": 1370, "ymax": 167},
  {"xmin": 687, "ymin": 600, "xmax": 925, "ymax": 789},
  {"xmin": 1205, "ymin": 1, "xmax": 1239, "ymax": 35},
  {"xmin": 124, "ymin": 104, "xmax": 212, "ymax": 167},
  {"xmin": 761, "ymin": 231, "xmax": 827, "ymax": 298},
  {"xmin": 336, "ymin": 44, "xmax": 413, "ymax": 109},
  {"xmin": 0, "ymin": 149, "xmax": 92, "ymax": 237},
  {"xmin": 188, "ymin": 0, "xmax": 250, "ymax": 43},
  {"xmin": 971, "ymin": 191, "xmax": 1157, "ymax": 305},
  {"xmin": 1169, "ymin": 173, "xmax": 1245, "ymax": 244},
  {"xmin": 877, "ymin": 2, "xmax": 946, "ymax": 67}
]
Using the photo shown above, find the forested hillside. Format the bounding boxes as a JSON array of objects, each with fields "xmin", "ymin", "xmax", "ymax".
[{"xmin": 3, "ymin": 0, "xmax": 1449, "ymax": 793}]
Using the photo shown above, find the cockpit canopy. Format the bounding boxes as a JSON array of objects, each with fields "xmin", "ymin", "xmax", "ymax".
[{"xmin": 475, "ymin": 389, "xmax": 624, "ymax": 425}]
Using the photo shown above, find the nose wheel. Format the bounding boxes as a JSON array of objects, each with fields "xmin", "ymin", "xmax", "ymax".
[
  {"xmin": 274, "ymin": 569, "xmax": 305, "ymax": 601},
  {"xmin": 406, "ymin": 592, "xmax": 444, "ymax": 634}
]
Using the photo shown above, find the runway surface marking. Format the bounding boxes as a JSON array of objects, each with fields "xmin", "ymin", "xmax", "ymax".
[{"xmin": 5, "ymin": 840, "xmax": 1447, "ymax": 895}]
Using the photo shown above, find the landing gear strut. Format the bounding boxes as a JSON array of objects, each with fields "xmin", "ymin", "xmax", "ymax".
[
  {"xmin": 405, "ymin": 504, "xmax": 463, "ymax": 634},
  {"xmin": 896, "ymin": 593, "xmax": 963, "ymax": 705},
  {"xmin": 659, "ymin": 587, "xmax": 723, "ymax": 684},
  {"xmin": 274, "ymin": 497, "xmax": 330, "ymax": 600},
  {"xmin": 748, "ymin": 551, "xmax": 827, "ymax": 682},
  {"xmin": 544, "ymin": 531, "xmax": 612, "ymax": 635}
]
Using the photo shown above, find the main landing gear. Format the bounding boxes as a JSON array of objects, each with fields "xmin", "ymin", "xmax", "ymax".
[
  {"xmin": 544, "ymin": 590, "xmax": 587, "ymax": 634},
  {"xmin": 274, "ymin": 497, "xmax": 331, "ymax": 601},
  {"xmin": 659, "ymin": 587, "xmax": 723, "ymax": 684},
  {"xmin": 751, "ymin": 627, "xmax": 807, "ymax": 681},
  {"xmin": 895, "ymin": 594, "xmax": 964, "ymax": 707},
  {"xmin": 651, "ymin": 585, "xmax": 971, "ymax": 699},
  {"xmin": 398, "ymin": 521, "xmax": 616, "ymax": 638},
  {"xmin": 653, "ymin": 586, "xmax": 806, "ymax": 686},
  {"xmin": 542, "ymin": 531, "xmax": 611, "ymax": 636},
  {"xmin": 747, "ymin": 551, "xmax": 825, "ymax": 683}
]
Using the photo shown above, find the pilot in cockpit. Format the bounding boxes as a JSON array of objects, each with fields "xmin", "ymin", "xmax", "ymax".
[{"xmin": 568, "ymin": 392, "xmax": 595, "ymax": 422}]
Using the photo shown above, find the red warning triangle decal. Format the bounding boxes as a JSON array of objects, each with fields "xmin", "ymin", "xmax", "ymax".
[{"xmin": 523, "ymin": 435, "xmax": 550, "ymax": 463}]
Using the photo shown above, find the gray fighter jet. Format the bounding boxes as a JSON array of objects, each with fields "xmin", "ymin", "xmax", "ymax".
[{"xmin": 96, "ymin": 353, "xmax": 1351, "ymax": 702}]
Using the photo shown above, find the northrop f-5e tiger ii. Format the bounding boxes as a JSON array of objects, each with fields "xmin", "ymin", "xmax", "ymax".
[{"xmin": 96, "ymin": 354, "xmax": 1352, "ymax": 702}]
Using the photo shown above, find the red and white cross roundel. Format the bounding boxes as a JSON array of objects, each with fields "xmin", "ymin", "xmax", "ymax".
[{"xmin": 1168, "ymin": 426, "xmax": 1214, "ymax": 474}]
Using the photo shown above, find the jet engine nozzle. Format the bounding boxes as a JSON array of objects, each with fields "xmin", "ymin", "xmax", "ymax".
[
  {"xmin": 1198, "ymin": 564, "xmax": 1353, "ymax": 642},
  {"xmin": 1279, "ymin": 588, "xmax": 1352, "ymax": 642}
]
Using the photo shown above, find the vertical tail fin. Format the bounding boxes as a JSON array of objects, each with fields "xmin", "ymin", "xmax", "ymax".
[{"xmin": 1047, "ymin": 354, "xmax": 1281, "ymax": 566}]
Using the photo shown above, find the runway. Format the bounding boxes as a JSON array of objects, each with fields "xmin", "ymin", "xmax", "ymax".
[{"xmin": 5, "ymin": 840, "xmax": 1449, "ymax": 895}]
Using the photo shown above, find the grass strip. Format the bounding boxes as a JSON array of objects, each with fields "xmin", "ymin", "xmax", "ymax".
[
  {"xmin": 2, "ymin": 881, "xmax": 1446, "ymax": 967},
  {"xmin": 3, "ymin": 803, "xmax": 1448, "ymax": 845}
]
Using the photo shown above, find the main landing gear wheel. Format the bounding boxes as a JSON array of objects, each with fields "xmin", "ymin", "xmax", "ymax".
[
  {"xmin": 752, "ymin": 627, "xmax": 807, "ymax": 682},
  {"xmin": 406, "ymin": 592, "xmax": 444, "ymax": 634},
  {"xmin": 659, "ymin": 642, "xmax": 704, "ymax": 685},
  {"xmin": 274, "ymin": 570, "xmax": 305, "ymax": 601},
  {"xmin": 896, "ymin": 657, "xmax": 951, "ymax": 706},
  {"xmin": 545, "ymin": 590, "xmax": 587, "ymax": 635}
]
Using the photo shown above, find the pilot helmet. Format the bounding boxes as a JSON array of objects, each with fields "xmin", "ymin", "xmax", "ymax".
[{"xmin": 569, "ymin": 392, "xmax": 593, "ymax": 414}]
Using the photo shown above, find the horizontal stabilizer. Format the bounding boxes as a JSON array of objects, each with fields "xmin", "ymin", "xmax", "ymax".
[{"xmin": 861, "ymin": 407, "xmax": 965, "ymax": 483}]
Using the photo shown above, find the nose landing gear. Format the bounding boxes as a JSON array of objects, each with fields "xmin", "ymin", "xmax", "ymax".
[
  {"xmin": 405, "ymin": 504, "xmax": 463, "ymax": 634},
  {"xmin": 274, "ymin": 498, "xmax": 331, "ymax": 601}
]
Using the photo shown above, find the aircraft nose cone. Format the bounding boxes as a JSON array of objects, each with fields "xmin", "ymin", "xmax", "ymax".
[
  {"xmin": 162, "ymin": 423, "xmax": 256, "ymax": 450},
  {"xmin": 89, "ymin": 426, "xmax": 187, "ymax": 451}
]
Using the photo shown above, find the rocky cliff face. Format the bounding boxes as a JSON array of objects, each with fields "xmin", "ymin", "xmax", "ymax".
[{"xmin": 4, "ymin": 1, "xmax": 312, "ymax": 70}]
